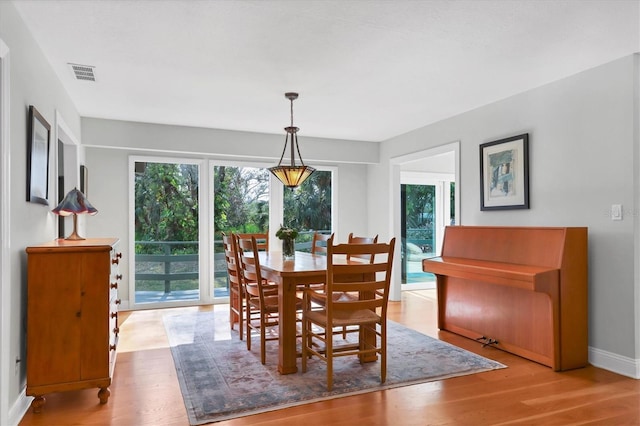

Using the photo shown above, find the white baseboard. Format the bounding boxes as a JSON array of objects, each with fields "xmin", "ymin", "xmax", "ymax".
[
  {"xmin": 8, "ymin": 390, "xmax": 31, "ymax": 426},
  {"xmin": 589, "ymin": 346, "xmax": 640, "ymax": 379}
]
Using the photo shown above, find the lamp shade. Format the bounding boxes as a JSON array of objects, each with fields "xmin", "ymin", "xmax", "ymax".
[
  {"xmin": 269, "ymin": 165, "xmax": 315, "ymax": 189},
  {"xmin": 52, "ymin": 188, "xmax": 97, "ymax": 240},
  {"xmin": 52, "ymin": 188, "xmax": 98, "ymax": 217}
]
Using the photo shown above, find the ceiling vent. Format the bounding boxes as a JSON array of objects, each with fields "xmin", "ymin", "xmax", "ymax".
[{"xmin": 68, "ymin": 63, "xmax": 96, "ymax": 82}]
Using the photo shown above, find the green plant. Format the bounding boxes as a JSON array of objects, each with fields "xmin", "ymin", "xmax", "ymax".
[{"xmin": 276, "ymin": 225, "xmax": 298, "ymax": 240}]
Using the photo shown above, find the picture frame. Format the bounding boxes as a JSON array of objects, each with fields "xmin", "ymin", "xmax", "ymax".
[
  {"xmin": 26, "ymin": 105, "xmax": 51, "ymax": 205},
  {"xmin": 80, "ymin": 165, "xmax": 88, "ymax": 197},
  {"xmin": 479, "ymin": 133, "xmax": 529, "ymax": 211}
]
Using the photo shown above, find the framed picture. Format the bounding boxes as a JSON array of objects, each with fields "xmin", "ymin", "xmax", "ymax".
[
  {"xmin": 80, "ymin": 165, "xmax": 88, "ymax": 197},
  {"xmin": 26, "ymin": 105, "xmax": 51, "ymax": 205},
  {"xmin": 479, "ymin": 133, "xmax": 529, "ymax": 210}
]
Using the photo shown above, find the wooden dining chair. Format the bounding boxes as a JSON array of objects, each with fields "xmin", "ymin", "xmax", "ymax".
[
  {"xmin": 237, "ymin": 235, "xmax": 300, "ymax": 364},
  {"xmin": 301, "ymin": 235, "xmax": 396, "ymax": 390},
  {"xmin": 310, "ymin": 232, "xmax": 377, "ymax": 338},
  {"xmin": 221, "ymin": 232, "xmax": 245, "ymax": 340},
  {"xmin": 236, "ymin": 231, "xmax": 269, "ymax": 251},
  {"xmin": 308, "ymin": 231, "xmax": 332, "ymax": 294},
  {"xmin": 335, "ymin": 233, "xmax": 379, "ymax": 337},
  {"xmin": 347, "ymin": 232, "xmax": 379, "ymax": 261},
  {"xmin": 311, "ymin": 232, "xmax": 331, "ymax": 255}
]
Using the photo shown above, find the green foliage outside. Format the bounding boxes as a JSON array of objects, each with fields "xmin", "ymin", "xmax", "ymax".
[
  {"xmin": 213, "ymin": 166, "xmax": 270, "ymax": 240},
  {"xmin": 283, "ymin": 170, "xmax": 332, "ymax": 248},
  {"xmin": 213, "ymin": 167, "xmax": 332, "ymax": 249},
  {"xmin": 134, "ymin": 162, "xmax": 199, "ymax": 254},
  {"xmin": 134, "ymin": 162, "xmax": 200, "ymax": 294},
  {"xmin": 134, "ymin": 163, "xmax": 333, "ymax": 296},
  {"xmin": 450, "ymin": 182, "xmax": 456, "ymax": 224},
  {"xmin": 283, "ymin": 171, "xmax": 332, "ymax": 231},
  {"xmin": 404, "ymin": 184, "xmax": 435, "ymax": 241}
]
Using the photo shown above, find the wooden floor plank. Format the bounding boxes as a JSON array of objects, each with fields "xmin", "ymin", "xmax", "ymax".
[{"xmin": 19, "ymin": 290, "xmax": 640, "ymax": 425}]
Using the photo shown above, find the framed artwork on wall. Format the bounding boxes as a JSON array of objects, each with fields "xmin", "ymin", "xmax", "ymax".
[
  {"xmin": 479, "ymin": 133, "xmax": 529, "ymax": 211},
  {"xmin": 26, "ymin": 105, "xmax": 51, "ymax": 205},
  {"xmin": 80, "ymin": 165, "xmax": 88, "ymax": 197}
]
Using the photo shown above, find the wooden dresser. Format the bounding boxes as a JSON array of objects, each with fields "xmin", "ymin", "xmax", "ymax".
[
  {"xmin": 422, "ymin": 226, "xmax": 588, "ymax": 371},
  {"xmin": 25, "ymin": 238, "xmax": 121, "ymax": 412}
]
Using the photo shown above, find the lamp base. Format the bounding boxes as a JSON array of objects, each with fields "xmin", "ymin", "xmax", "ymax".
[
  {"xmin": 65, "ymin": 233, "xmax": 85, "ymax": 241},
  {"xmin": 64, "ymin": 214, "xmax": 85, "ymax": 240}
]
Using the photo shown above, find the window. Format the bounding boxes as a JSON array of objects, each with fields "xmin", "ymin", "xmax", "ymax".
[{"xmin": 283, "ymin": 169, "xmax": 333, "ymax": 252}]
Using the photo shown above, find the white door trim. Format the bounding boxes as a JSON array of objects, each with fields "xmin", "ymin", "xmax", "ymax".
[
  {"xmin": 0, "ymin": 36, "xmax": 12, "ymax": 426},
  {"xmin": 389, "ymin": 141, "xmax": 460, "ymax": 301}
]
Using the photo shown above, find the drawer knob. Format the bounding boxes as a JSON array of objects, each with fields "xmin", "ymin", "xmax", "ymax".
[
  {"xmin": 116, "ymin": 252, "xmax": 122, "ymax": 259},
  {"xmin": 110, "ymin": 282, "xmax": 118, "ymax": 289},
  {"xmin": 116, "ymin": 274, "xmax": 122, "ymax": 280},
  {"xmin": 111, "ymin": 258, "xmax": 120, "ymax": 265},
  {"xmin": 115, "ymin": 299, "xmax": 121, "ymax": 305},
  {"xmin": 110, "ymin": 344, "xmax": 117, "ymax": 351},
  {"xmin": 111, "ymin": 312, "xmax": 117, "ymax": 319},
  {"xmin": 113, "ymin": 327, "xmax": 120, "ymax": 334}
]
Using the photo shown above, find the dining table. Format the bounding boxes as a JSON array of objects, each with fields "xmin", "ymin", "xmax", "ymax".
[{"xmin": 258, "ymin": 250, "xmax": 376, "ymax": 375}]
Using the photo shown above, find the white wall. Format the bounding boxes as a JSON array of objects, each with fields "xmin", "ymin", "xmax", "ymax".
[
  {"xmin": 0, "ymin": 2, "xmax": 82, "ymax": 423},
  {"xmin": 371, "ymin": 54, "xmax": 639, "ymax": 375},
  {"xmin": 81, "ymin": 118, "xmax": 373, "ymax": 305},
  {"xmin": 81, "ymin": 118, "xmax": 378, "ymax": 165}
]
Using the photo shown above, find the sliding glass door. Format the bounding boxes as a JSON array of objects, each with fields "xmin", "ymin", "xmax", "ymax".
[
  {"xmin": 212, "ymin": 164, "xmax": 270, "ymax": 297},
  {"xmin": 129, "ymin": 157, "xmax": 334, "ymax": 309},
  {"xmin": 401, "ymin": 174, "xmax": 454, "ymax": 290},
  {"xmin": 132, "ymin": 159, "xmax": 202, "ymax": 306}
]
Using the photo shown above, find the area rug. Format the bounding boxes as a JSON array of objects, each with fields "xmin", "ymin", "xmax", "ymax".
[{"xmin": 164, "ymin": 311, "xmax": 506, "ymax": 425}]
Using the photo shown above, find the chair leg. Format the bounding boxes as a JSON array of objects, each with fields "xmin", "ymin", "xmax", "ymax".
[
  {"xmin": 381, "ymin": 323, "xmax": 387, "ymax": 384},
  {"xmin": 238, "ymin": 300, "xmax": 244, "ymax": 341},
  {"xmin": 327, "ymin": 329, "xmax": 333, "ymax": 391},
  {"xmin": 246, "ymin": 298, "xmax": 252, "ymax": 352},
  {"xmin": 301, "ymin": 316, "xmax": 308, "ymax": 372},
  {"xmin": 229, "ymin": 294, "xmax": 234, "ymax": 331},
  {"xmin": 260, "ymin": 314, "xmax": 266, "ymax": 365},
  {"xmin": 231, "ymin": 289, "xmax": 245, "ymax": 340}
]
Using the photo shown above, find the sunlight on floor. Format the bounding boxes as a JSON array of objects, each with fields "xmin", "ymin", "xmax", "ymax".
[
  {"xmin": 117, "ymin": 304, "xmax": 221, "ymax": 353},
  {"xmin": 117, "ymin": 290, "xmax": 438, "ymax": 353}
]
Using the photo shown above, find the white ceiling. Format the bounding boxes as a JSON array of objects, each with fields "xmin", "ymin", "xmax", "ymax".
[{"xmin": 12, "ymin": 0, "xmax": 640, "ymax": 142}]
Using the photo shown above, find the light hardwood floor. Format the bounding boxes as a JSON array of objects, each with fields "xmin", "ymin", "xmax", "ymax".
[{"xmin": 19, "ymin": 290, "xmax": 640, "ymax": 425}]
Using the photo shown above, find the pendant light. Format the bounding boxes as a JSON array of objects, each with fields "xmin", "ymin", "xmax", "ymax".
[{"xmin": 269, "ymin": 92, "xmax": 315, "ymax": 189}]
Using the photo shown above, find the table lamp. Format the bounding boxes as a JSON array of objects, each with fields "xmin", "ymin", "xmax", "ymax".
[{"xmin": 52, "ymin": 188, "xmax": 98, "ymax": 240}]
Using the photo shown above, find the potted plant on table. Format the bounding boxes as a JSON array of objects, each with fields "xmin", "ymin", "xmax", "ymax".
[{"xmin": 276, "ymin": 225, "xmax": 298, "ymax": 260}]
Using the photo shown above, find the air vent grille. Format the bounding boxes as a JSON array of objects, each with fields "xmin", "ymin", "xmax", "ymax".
[{"xmin": 68, "ymin": 63, "xmax": 96, "ymax": 82}]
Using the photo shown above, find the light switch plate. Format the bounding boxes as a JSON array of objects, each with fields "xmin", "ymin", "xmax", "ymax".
[{"xmin": 611, "ymin": 204, "xmax": 622, "ymax": 221}]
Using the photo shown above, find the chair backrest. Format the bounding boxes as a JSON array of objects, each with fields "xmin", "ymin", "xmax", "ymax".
[
  {"xmin": 236, "ymin": 235, "xmax": 270, "ymax": 302},
  {"xmin": 221, "ymin": 232, "xmax": 242, "ymax": 290},
  {"xmin": 236, "ymin": 231, "xmax": 269, "ymax": 251},
  {"xmin": 311, "ymin": 232, "xmax": 332, "ymax": 255},
  {"xmin": 347, "ymin": 232, "xmax": 379, "ymax": 262},
  {"xmin": 325, "ymin": 235, "xmax": 395, "ymax": 318}
]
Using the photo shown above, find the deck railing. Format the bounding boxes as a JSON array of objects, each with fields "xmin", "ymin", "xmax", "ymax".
[
  {"xmin": 135, "ymin": 241, "xmax": 200, "ymax": 294},
  {"xmin": 135, "ymin": 230, "xmax": 428, "ymax": 295}
]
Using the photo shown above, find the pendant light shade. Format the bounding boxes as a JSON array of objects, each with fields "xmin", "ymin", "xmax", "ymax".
[{"xmin": 269, "ymin": 92, "xmax": 315, "ymax": 189}]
